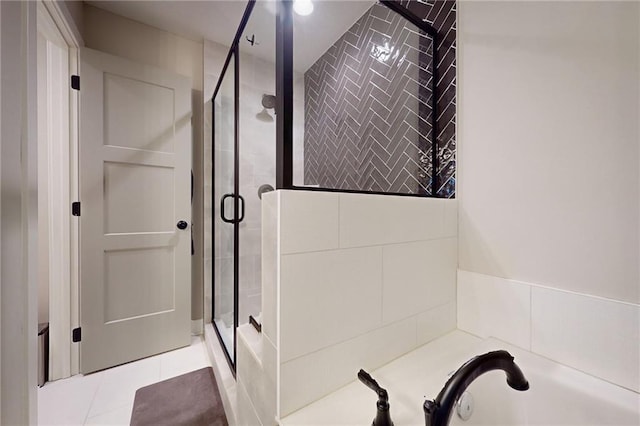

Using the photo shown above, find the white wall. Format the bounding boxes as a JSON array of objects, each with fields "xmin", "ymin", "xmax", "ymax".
[
  {"xmin": 83, "ymin": 5, "xmax": 202, "ymax": 91},
  {"xmin": 457, "ymin": 1, "xmax": 640, "ymax": 392},
  {"xmin": 458, "ymin": 0, "xmax": 639, "ymax": 304},
  {"xmin": 61, "ymin": 0, "xmax": 83, "ymax": 37},
  {"xmin": 83, "ymin": 4, "xmax": 206, "ymax": 324},
  {"xmin": 1, "ymin": 1, "xmax": 39, "ymax": 423}
]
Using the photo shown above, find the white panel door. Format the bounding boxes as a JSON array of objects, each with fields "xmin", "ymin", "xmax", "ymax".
[{"xmin": 80, "ymin": 48, "xmax": 191, "ymax": 373}]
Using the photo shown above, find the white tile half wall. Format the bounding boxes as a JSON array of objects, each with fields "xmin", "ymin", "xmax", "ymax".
[
  {"xmin": 274, "ymin": 190, "xmax": 458, "ymax": 417},
  {"xmin": 458, "ymin": 270, "xmax": 640, "ymax": 393}
]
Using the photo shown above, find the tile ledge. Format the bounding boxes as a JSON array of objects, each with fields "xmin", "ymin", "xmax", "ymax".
[
  {"xmin": 238, "ymin": 324, "xmax": 263, "ymax": 366},
  {"xmin": 458, "ymin": 269, "xmax": 640, "ymax": 308}
]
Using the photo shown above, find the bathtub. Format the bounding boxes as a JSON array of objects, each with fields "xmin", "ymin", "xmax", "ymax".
[{"xmin": 281, "ymin": 331, "xmax": 640, "ymax": 425}]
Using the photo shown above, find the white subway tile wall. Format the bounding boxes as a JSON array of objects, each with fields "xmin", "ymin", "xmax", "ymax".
[
  {"xmin": 280, "ymin": 317, "xmax": 417, "ymax": 416},
  {"xmin": 280, "ymin": 191, "xmax": 339, "ymax": 254},
  {"xmin": 382, "ymin": 239, "xmax": 457, "ymax": 323},
  {"xmin": 531, "ymin": 287, "xmax": 640, "ymax": 393},
  {"xmin": 416, "ymin": 301, "xmax": 457, "ymax": 346},
  {"xmin": 236, "ymin": 379, "xmax": 261, "ymax": 426},
  {"xmin": 457, "ymin": 270, "xmax": 640, "ymax": 393},
  {"xmin": 238, "ymin": 191, "xmax": 458, "ymax": 424},
  {"xmin": 261, "ymin": 191, "xmax": 279, "ymax": 344},
  {"xmin": 237, "ymin": 326, "xmax": 277, "ymax": 425},
  {"xmin": 280, "ymin": 246, "xmax": 384, "ymax": 362},
  {"xmin": 277, "ymin": 191, "xmax": 458, "ymax": 416},
  {"xmin": 339, "ymin": 194, "xmax": 450, "ymax": 248},
  {"xmin": 457, "ymin": 270, "xmax": 531, "ymax": 350}
]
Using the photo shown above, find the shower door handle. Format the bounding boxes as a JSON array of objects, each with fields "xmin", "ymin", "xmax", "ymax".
[
  {"xmin": 220, "ymin": 193, "xmax": 234, "ymax": 223},
  {"xmin": 237, "ymin": 195, "xmax": 245, "ymax": 223},
  {"xmin": 220, "ymin": 193, "xmax": 245, "ymax": 224}
]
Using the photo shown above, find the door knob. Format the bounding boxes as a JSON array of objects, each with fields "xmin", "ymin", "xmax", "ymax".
[{"xmin": 176, "ymin": 220, "xmax": 188, "ymax": 230}]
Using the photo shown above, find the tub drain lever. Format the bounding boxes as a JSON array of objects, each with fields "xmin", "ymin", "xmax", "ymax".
[{"xmin": 358, "ymin": 369, "xmax": 394, "ymax": 426}]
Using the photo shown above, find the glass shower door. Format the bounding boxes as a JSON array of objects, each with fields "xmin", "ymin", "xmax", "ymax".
[
  {"xmin": 236, "ymin": 0, "xmax": 276, "ymax": 335},
  {"xmin": 213, "ymin": 52, "xmax": 237, "ymax": 363}
]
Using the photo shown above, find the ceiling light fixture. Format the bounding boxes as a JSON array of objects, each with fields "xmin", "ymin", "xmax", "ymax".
[{"xmin": 293, "ymin": 0, "xmax": 314, "ymax": 16}]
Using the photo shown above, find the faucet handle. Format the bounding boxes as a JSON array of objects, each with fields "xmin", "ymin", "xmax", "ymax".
[
  {"xmin": 423, "ymin": 399, "xmax": 437, "ymax": 425},
  {"xmin": 358, "ymin": 370, "xmax": 386, "ymax": 399},
  {"xmin": 358, "ymin": 369, "xmax": 393, "ymax": 426}
]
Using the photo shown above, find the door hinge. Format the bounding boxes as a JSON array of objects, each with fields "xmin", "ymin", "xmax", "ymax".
[
  {"xmin": 71, "ymin": 75, "xmax": 80, "ymax": 91},
  {"xmin": 72, "ymin": 327, "xmax": 81, "ymax": 343},
  {"xmin": 72, "ymin": 201, "xmax": 81, "ymax": 216}
]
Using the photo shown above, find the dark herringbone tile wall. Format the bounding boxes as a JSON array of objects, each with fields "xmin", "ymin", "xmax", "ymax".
[{"xmin": 303, "ymin": 0, "xmax": 456, "ymax": 197}]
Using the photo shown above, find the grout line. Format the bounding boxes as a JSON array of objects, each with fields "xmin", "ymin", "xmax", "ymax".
[
  {"xmin": 275, "ymin": 191, "xmax": 282, "ymax": 420},
  {"xmin": 458, "ymin": 269, "xmax": 640, "ymax": 308},
  {"xmin": 281, "ymin": 301, "xmax": 454, "ymax": 365},
  {"xmin": 82, "ymin": 372, "xmax": 106, "ymax": 425},
  {"xmin": 84, "ymin": 402, "xmax": 132, "ymax": 425},
  {"xmin": 281, "ymin": 235, "xmax": 458, "ymax": 257},
  {"xmin": 529, "ymin": 285, "xmax": 533, "ymax": 351},
  {"xmin": 263, "ymin": 332, "xmax": 276, "ymax": 351},
  {"xmin": 380, "ymin": 245, "xmax": 385, "ymax": 328},
  {"xmin": 486, "ymin": 334, "xmax": 640, "ymax": 394},
  {"xmin": 237, "ymin": 379, "xmax": 263, "ymax": 425},
  {"xmin": 337, "ymin": 194, "xmax": 341, "ymax": 248},
  {"xmin": 455, "ymin": 269, "xmax": 460, "ymax": 329}
]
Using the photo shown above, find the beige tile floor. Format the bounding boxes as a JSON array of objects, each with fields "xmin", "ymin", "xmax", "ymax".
[{"xmin": 38, "ymin": 336, "xmax": 211, "ymax": 425}]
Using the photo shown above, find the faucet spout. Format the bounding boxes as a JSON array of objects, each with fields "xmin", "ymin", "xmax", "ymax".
[{"xmin": 423, "ymin": 350, "xmax": 529, "ymax": 426}]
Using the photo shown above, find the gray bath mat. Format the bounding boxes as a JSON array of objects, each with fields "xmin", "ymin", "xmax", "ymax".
[{"xmin": 130, "ymin": 367, "xmax": 227, "ymax": 426}]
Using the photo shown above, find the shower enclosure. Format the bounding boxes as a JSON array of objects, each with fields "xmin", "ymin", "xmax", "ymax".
[
  {"xmin": 212, "ymin": 0, "xmax": 278, "ymax": 368},
  {"xmin": 211, "ymin": 0, "xmax": 449, "ymax": 371}
]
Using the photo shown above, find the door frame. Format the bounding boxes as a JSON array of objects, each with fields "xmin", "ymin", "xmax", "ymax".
[{"xmin": 37, "ymin": 0, "xmax": 83, "ymax": 379}]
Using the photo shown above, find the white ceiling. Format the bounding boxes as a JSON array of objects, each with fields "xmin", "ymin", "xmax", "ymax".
[{"xmin": 86, "ymin": 0, "xmax": 375, "ymax": 72}]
